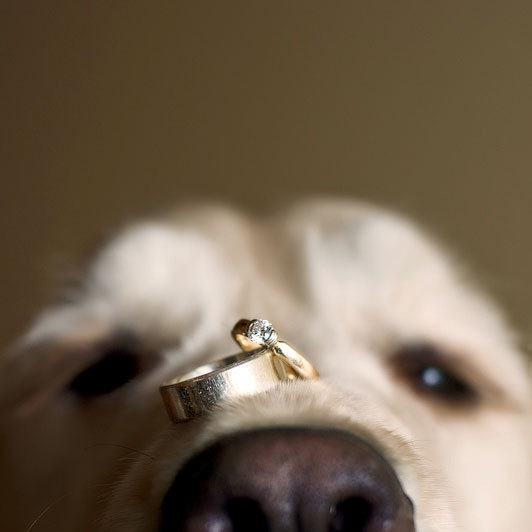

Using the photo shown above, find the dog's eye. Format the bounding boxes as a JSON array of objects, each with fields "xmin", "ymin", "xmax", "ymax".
[
  {"xmin": 68, "ymin": 347, "xmax": 141, "ymax": 397},
  {"xmin": 393, "ymin": 343, "xmax": 479, "ymax": 406}
]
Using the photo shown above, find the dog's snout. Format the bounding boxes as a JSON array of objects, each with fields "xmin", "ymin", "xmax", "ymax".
[{"xmin": 160, "ymin": 428, "xmax": 415, "ymax": 532}]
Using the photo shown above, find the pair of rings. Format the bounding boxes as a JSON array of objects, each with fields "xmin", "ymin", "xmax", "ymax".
[{"xmin": 160, "ymin": 319, "xmax": 319, "ymax": 422}]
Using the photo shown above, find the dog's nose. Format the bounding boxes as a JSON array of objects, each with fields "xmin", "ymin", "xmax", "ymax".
[{"xmin": 161, "ymin": 427, "xmax": 415, "ymax": 532}]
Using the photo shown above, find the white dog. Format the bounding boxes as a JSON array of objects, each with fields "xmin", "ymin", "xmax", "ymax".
[{"xmin": 1, "ymin": 200, "xmax": 531, "ymax": 532}]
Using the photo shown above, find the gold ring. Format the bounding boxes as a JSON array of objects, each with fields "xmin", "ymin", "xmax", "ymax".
[
  {"xmin": 231, "ymin": 319, "xmax": 320, "ymax": 381},
  {"xmin": 160, "ymin": 319, "xmax": 319, "ymax": 422}
]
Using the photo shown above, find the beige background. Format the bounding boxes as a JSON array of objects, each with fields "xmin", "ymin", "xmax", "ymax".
[{"xmin": 2, "ymin": 2, "xmax": 532, "ymax": 347}]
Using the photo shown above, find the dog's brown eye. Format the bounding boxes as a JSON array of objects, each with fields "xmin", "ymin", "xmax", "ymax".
[
  {"xmin": 393, "ymin": 343, "xmax": 479, "ymax": 406},
  {"xmin": 69, "ymin": 348, "xmax": 140, "ymax": 397}
]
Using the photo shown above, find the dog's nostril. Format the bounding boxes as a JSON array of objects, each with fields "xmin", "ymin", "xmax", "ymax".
[
  {"xmin": 226, "ymin": 497, "xmax": 269, "ymax": 532},
  {"xmin": 329, "ymin": 496, "xmax": 373, "ymax": 532}
]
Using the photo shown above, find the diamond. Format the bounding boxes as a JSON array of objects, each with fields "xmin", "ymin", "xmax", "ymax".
[{"xmin": 247, "ymin": 319, "xmax": 275, "ymax": 346}]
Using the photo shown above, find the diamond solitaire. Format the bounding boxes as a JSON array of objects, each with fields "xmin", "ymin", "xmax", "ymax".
[{"xmin": 246, "ymin": 319, "xmax": 278, "ymax": 346}]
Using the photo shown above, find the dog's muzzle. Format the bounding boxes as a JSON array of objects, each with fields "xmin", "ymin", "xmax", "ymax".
[{"xmin": 160, "ymin": 427, "xmax": 415, "ymax": 532}]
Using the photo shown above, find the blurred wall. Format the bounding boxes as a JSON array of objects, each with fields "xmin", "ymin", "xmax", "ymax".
[{"xmin": 2, "ymin": 2, "xmax": 532, "ymax": 346}]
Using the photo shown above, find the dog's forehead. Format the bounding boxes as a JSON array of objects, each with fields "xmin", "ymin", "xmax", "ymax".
[
  {"xmin": 78, "ymin": 202, "xmax": 514, "ymax": 349},
  {"xmin": 91, "ymin": 201, "xmax": 448, "ymax": 301}
]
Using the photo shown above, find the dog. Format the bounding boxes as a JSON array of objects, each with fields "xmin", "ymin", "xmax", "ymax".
[{"xmin": 1, "ymin": 199, "xmax": 531, "ymax": 531}]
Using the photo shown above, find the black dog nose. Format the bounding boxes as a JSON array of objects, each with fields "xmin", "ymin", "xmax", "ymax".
[{"xmin": 161, "ymin": 428, "xmax": 415, "ymax": 532}]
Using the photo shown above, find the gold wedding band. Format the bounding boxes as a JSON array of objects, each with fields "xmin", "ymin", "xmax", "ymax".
[{"xmin": 160, "ymin": 319, "xmax": 319, "ymax": 422}]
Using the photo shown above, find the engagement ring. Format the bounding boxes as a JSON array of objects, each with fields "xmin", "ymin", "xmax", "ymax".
[{"xmin": 160, "ymin": 319, "xmax": 319, "ymax": 422}]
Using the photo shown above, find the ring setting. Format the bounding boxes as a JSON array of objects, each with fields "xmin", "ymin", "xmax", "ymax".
[
  {"xmin": 246, "ymin": 319, "xmax": 278, "ymax": 346},
  {"xmin": 160, "ymin": 318, "xmax": 319, "ymax": 422}
]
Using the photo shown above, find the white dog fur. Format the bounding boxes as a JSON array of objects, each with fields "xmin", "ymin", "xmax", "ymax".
[{"xmin": 1, "ymin": 199, "xmax": 531, "ymax": 531}]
